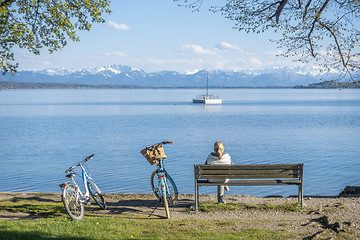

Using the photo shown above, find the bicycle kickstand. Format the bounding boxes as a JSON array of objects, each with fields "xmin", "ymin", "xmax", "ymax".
[{"xmin": 148, "ymin": 199, "xmax": 161, "ymax": 217}]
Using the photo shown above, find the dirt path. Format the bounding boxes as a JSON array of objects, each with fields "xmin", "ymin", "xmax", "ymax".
[{"xmin": 0, "ymin": 192, "xmax": 359, "ymax": 239}]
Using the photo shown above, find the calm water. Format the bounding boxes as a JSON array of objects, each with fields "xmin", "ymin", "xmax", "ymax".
[{"xmin": 0, "ymin": 88, "xmax": 359, "ymax": 197}]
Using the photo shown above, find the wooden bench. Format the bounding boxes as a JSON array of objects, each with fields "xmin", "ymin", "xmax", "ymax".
[{"xmin": 194, "ymin": 163, "xmax": 304, "ymax": 210}]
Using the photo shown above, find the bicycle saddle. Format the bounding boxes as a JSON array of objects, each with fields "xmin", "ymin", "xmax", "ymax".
[{"xmin": 66, "ymin": 173, "xmax": 75, "ymax": 178}]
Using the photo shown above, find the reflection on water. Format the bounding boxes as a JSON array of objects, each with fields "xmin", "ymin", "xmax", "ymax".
[
  {"xmin": 204, "ymin": 104, "xmax": 222, "ymax": 112},
  {"xmin": 0, "ymin": 89, "xmax": 359, "ymax": 196}
]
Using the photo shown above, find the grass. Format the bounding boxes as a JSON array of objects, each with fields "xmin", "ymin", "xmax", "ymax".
[
  {"xmin": 0, "ymin": 195, "xmax": 294, "ymax": 240},
  {"xmin": 0, "ymin": 217, "xmax": 291, "ymax": 240},
  {"xmin": 196, "ymin": 202, "xmax": 302, "ymax": 213}
]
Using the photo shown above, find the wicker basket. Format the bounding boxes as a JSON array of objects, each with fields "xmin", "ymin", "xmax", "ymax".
[{"xmin": 140, "ymin": 144, "xmax": 167, "ymax": 165}]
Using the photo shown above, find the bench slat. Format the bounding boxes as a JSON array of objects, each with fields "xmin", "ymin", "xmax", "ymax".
[
  {"xmin": 198, "ymin": 164, "xmax": 301, "ymax": 170},
  {"xmin": 198, "ymin": 173, "xmax": 298, "ymax": 179},
  {"xmin": 199, "ymin": 169, "xmax": 299, "ymax": 175},
  {"xmin": 197, "ymin": 179, "xmax": 301, "ymax": 186}
]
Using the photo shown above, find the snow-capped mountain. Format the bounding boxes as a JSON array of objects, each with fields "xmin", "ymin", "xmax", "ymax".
[{"xmin": 0, "ymin": 64, "xmax": 337, "ymax": 87}]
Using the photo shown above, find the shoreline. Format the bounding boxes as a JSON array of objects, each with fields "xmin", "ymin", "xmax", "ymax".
[
  {"xmin": 0, "ymin": 192, "xmax": 358, "ymax": 198},
  {"xmin": 0, "ymin": 192, "xmax": 359, "ymax": 239}
]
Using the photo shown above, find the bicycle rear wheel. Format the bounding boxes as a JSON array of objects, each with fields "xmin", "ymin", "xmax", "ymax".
[
  {"xmin": 62, "ymin": 184, "xmax": 84, "ymax": 220},
  {"xmin": 150, "ymin": 171, "xmax": 178, "ymax": 206},
  {"xmin": 87, "ymin": 181, "xmax": 107, "ymax": 210}
]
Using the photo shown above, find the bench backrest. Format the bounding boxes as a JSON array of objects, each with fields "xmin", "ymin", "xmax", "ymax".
[{"xmin": 194, "ymin": 164, "xmax": 303, "ymax": 180}]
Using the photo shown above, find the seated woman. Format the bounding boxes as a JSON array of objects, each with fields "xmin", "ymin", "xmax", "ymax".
[{"xmin": 205, "ymin": 141, "xmax": 232, "ymax": 203}]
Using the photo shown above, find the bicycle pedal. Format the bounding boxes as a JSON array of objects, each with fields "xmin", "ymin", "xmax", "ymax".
[{"xmin": 80, "ymin": 196, "xmax": 91, "ymax": 204}]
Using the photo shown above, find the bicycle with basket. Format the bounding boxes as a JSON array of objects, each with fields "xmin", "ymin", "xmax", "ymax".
[{"xmin": 140, "ymin": 141, "xmax": 179, "ymax": 219}]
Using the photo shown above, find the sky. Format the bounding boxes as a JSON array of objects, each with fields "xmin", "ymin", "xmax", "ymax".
[{"xmin": 14, "ymin": 0, "xmax": 307, "ymax": 74}]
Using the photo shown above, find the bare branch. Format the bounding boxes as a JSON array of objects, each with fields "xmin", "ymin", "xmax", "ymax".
[
  {"xmin": 174, "ymin": 0, "xmax": 202, "ymax": 11},
  {"xmin": 303, "ymin": 0, "xmax": 312, "ymax": 22},
  {"xmin": 256, "ymin": 1, "xmax": 282, "ymax": 18},
  {"xmin": 307, "ymin": 0, "xmax": 330, "ymax": 57},
  {"xmin": 318, "ymin": 19, "xmax": 348, "ymax": 73}
]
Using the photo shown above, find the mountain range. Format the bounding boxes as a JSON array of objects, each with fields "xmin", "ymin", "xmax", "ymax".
[{"xmin": 0, "ymin": 65, "xmax": 339, "ymax": 87}]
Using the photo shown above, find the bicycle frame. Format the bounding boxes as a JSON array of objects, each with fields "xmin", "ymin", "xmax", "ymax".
[
  {"xmin": 156, "ymin": 158, "xmax": 169, "ymax": 200},
  {"xmin": 60, "ymin": 162, "xmax": 99, "ymax": 204},
  {"xmin": 79, "ymin": 164, "xmax": 91, "ymax": 201},
  {"xmin": 60, "ymin": 154, "xmax": 106, "ymax": 220}
]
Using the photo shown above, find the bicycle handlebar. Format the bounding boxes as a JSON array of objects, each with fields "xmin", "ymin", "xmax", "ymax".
[
  {"xmin": 160, "ymin": 141, "xmax": 174, "ymax": 145},
  {"xmin": 65, "ymin": 154, "xmax": 95, "ymax": 173},
  {"xmin": 84, "ymin": 154, "xmax": 95, "ymax": 162}
]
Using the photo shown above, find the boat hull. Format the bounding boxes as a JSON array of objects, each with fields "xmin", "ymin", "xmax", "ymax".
[{"xmin": 193, "ymin": 98, "xmax": 222, "ymax": 104}]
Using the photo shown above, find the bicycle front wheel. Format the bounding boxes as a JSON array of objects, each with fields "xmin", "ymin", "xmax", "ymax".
[
  {"xmin": 150, "ymin": 171, "xmax": 178, "ymax": 206},
  {"xmin": 87, "ymin": 181, "xmax": 106, "ymax": 210},
  {"xmin": 62, "ymin": 184, "xmax": 84, "ymax": 220}
]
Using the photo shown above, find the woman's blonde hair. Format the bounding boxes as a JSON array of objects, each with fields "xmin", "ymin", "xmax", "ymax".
[{"xmin": 214, "ymin": 141, "xmax": 224, "ymax": 160}]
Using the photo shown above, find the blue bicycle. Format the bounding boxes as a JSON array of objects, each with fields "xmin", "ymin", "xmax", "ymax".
[
  {"xmin": 59, "ymin": 154, "xmax": 106, "ymax": 220},
  {"xmin": 141, "ymin": 141, "xmax": 179, "ymax": 218}
]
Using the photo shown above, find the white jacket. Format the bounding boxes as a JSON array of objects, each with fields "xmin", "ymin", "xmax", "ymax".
[
  {"xmin": 205, "ymin": 153, "xmax": 232, "ymax": 183},
  {"xmin": 205, "ymin": 153, "xmax": 232, "ymax": 165}
]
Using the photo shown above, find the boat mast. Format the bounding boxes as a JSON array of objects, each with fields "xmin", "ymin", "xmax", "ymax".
[{"xmin": 206, "ymin": 71, "xmax": 209, "ymax": 96}]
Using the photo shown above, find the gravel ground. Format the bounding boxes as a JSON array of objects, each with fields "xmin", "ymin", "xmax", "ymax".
[{"xmin": 0, "ymin": 192, "xmax": 359, "ymax": 239}]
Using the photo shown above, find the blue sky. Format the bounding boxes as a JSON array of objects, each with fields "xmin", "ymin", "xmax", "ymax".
[{"xmin": 15, "ymin": 0, "xmax": 304, "ymax": 73}]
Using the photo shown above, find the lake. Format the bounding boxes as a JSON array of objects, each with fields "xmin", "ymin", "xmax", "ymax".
[{"xmin": 0, "ymin": 88, "xmax": 359, "ymax": 197}]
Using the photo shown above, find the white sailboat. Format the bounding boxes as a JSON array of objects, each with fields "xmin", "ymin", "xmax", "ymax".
[{"xmin": 193, "ymin": 72, "xmax": 222, "ymax": 104}]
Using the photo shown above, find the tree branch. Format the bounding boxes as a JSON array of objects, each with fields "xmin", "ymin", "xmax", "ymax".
[
  {"xmin": 175, "ymin": 0, "xmax": 202, "ymax": 11},
  {"xmin": 303, "ymin": 0, "xmax": 312, "ymax": 22},
  {"xmin": 0, "ymin": 0, "xmax": 16, "ymax": 7},
  {"xmin": 267, "ymin": 0, "xmax": 288, "ymax": 23},
  {"xmin": 307, "ymin": 0, "xmax": 330, "ymax": 57},
  {"xmin": 318, "ymin": 19, "xmax": 348, "ymax": 73},
  {"xmin": 275, "ymin": 0, "xmax": 288, "ymax": 24},
  {"xmin": 255, "ymin": 1, "xmax": 282, "ymax": 17}
]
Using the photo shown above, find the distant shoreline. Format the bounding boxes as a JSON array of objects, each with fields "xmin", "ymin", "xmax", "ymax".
[
  {"xmin": 1, "ymin": 80, "xmax": 360, "ymax": 89},
  {"xmin": 0, "ymin": 81, "xmax": 293, "ymax": 89}
]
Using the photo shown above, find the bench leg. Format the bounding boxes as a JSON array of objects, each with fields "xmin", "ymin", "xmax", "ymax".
[
  {"xmin": 195, "ymin": 182, "xmax": 199, "ymax": 211},
  {"xmin": 299, "ymin": 185, "xmax": 304, "ymax": 208}
]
